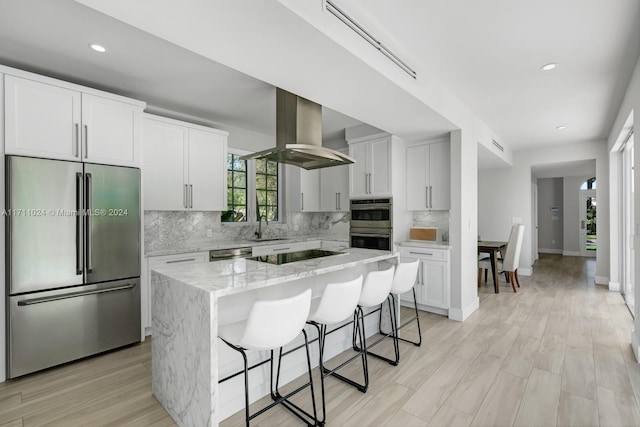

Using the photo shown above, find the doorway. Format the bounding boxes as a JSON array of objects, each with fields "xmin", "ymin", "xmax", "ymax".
[{"xmin": 579, "ymin": 189, "xmax": 597, "ymax": 257}]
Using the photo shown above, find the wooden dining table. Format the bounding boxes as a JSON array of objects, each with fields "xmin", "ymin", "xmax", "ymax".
[{"xmin": 478, "ymin": 241, "xmax": 507, "ymax": 293}]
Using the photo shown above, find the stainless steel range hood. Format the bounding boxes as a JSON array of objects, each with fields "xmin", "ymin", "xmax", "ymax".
[{"xmin": 240, "ymin": 88, "xmax": 355, "ymax": 170}]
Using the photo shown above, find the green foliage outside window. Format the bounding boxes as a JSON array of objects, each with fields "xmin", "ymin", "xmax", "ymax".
[
  {"xmin": 223, "ymin": 154, "xmax": 247, "ymax": 222},
  {"xmin": 222, "ymin": 155, "xmax": 278, "ymax": 222},
  {"xmin": 255, "ymin": 159, "xmax": 278, "ymax": 221}
]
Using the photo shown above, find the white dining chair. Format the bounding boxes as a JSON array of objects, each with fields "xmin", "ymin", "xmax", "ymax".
[{"xmin": 478, "ymin": 224, "xmax": 525, "ymax": 292}]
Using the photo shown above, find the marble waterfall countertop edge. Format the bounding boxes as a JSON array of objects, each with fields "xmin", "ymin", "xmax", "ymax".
[
  {"xmin": 145, "ymin": 235, "xmax": 349, "ymax": 257},
  {"xmin": 151, "ymin": 248, "xmax": 398, "ymax": 297},
  {"xmin": 396, "ymin": 240, "xmax": 451, "ymax": 250}
]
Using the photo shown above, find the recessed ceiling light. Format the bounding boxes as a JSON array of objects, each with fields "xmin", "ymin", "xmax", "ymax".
[
  {"xmin": 556, "ymin": 125, "xmax": 567, "ymax": 130},
  {"xmin": 541, "ymin": 63, "xmax": 557, "ymax": 71},
  {"xmin": 89, "ymin": 43, "xmax": 107, "ymax": 53}
]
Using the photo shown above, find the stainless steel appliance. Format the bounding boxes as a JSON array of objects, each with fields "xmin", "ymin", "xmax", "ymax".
[
  {"xmin": 6, "ymin": 156, "xmax": 141, "ymax": 378},
  {"xmin": 249, "ymin": 249, "xmax": 344, "ymax": 265},
  {"xmin": 350, "ymin": 198, "xmax": 392, "ymax": 250}
]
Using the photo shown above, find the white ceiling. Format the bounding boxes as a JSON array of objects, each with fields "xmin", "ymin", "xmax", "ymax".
[{"xmin": 0, "ymin": 0, "xmax": 638, "ymax": 166}]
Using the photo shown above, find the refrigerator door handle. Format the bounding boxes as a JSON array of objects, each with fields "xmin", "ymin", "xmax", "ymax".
[
  {"xmin": 17, "ymin": 283, "xmax": 136, "ymax": 306},
  {"xmin": 85, "ymin": 173, "xmax": 93, "ymax": 273},
  {"xmin": 76, "ymin": 172, "xmax": 83, "ymax": 275}
]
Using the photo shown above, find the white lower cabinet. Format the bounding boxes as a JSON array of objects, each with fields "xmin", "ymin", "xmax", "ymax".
[
  {"xmin": 399, "ymin": 246, "xmax": 450, "ymax": 314},
  {"xmin": 144, "ymin": 252, "xmax": 208, "ymax": 334}
]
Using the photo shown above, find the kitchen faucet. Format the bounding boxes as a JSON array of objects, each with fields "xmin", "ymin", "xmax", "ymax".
[{"xmin": 255, "ymin": 214, "xmax": 268, "ymax": 239}]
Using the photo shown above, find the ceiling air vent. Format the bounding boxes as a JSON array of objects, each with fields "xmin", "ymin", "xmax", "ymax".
[
  {"xmin": 492, "ymin": 139, "xmax": 504, "ymax": 152},
  {"xmin": 325, "ymin": 0, "xmax": 417, "ymax": 80}
]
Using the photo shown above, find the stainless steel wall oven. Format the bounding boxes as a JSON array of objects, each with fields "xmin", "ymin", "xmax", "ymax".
[{"xmin": 349, "ymin": 198, "xmax": 392, "ymax": 250}]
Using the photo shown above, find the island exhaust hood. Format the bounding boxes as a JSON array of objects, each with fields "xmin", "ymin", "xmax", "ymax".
[{"xmin": 240, "ymin": 88, "xmax": 355, "ymax": 170}]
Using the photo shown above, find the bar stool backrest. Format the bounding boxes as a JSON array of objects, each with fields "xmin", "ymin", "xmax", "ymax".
[
  {"xmin": 390, "ymin": 259, "xmax": 420, "ymax": 294},
  {"xmin": 242, "ymin": 289, "xmax": 312, "ymax": 350},
  {"xmin": 358, "ymin": 266, "xmax": 396, "ymax": 307},
  {"xmin": 310, "ymin": 275, "xmax": 363, "ymax": 325}
]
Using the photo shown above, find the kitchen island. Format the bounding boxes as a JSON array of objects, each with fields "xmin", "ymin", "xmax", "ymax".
[{"xmin": 150, "ymin": 248, "xmax": 398, "ymax": 427}]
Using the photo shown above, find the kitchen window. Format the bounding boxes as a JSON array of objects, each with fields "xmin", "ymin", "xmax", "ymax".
[{"xmin": 223, "ymin": 152, "xmax": 280, "ymax": 223}]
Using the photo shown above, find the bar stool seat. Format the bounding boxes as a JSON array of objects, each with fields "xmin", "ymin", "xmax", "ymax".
[
  {"xmin": 326, "ymin": 266, "xmax": 396, "ymax": 393},
  {"xmin": 305, "ymin": 275, "xmax": 363, "ymax": 425},
  {"xmin": 368, "ymin": 259, "xmax": 422, "ymax": 365},
  {"xmin": 219, "ymin": 289, "xmax": 317, "ymax": 426}
]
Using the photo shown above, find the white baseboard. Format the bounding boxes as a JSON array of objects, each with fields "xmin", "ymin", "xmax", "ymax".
[
  {"xmin": 562, "ymin": 251, "xmax": 582, "ymax": 256},
  {"xmin": 606, "ymin": 280, "xmax": 619, "ymax": 290},
  {"xmin": 449, "ymin": 297, "xmax": 479, "ymax": 322},
  {"xmin": 539, "ymin": 248, "xmax": 562, "ymax": 254},
  {"xmin": 632, "ymin": 329, "xmax": 640, "ymax": 362}
]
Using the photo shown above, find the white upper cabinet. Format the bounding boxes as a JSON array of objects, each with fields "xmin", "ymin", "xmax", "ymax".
[
  {"xmin": 4, "ymin": 74, "xmax": 143, "ymax": 167},
  {"xmin": 142, "ymin": 118, "xmax": 188, "ymax": 211},
  {"xmin": 288, "ymin": 166, "xmax": 321, "ymax": 212},
  {"xmin": 142, "ymin": 115, "xmax": 228, "ymax": 211},
  {"xmin": 348, "ymin": 136, "xmax": 391, "ymax": 198},
  {"xmin": 187, "ymin": 128, "xmax": 227, "ymax": 211},
  {"xmin": 320, "ymin": 163, "xmax": 348, "ymax": 211},
  {"xmin": 406, "ymin": 141, "xmax": 450, "ymax": 210},
  {"xmin": 4, "ymin": 75, "xmax": 82, "ymax": 161},
  {"xmin": 81, "ymin": 94, "xmax": 141, "ymax": 167}
]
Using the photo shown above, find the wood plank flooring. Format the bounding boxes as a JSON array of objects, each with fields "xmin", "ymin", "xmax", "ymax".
[{"xmin": 1, "ymin": 254, "xmax": 638, "ymax": 426}]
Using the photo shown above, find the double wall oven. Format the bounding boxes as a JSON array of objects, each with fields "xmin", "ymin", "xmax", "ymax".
[{"xmin": 349, "ymin": 198, "xmax": 392, "ymax": 251}]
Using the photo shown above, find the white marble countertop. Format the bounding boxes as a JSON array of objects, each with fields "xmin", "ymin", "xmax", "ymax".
[
  {"xmin": 146, "ymin": 234, "xmax": 349, "ymax": 257},
  {"xmin": 151, "ymin": 247, "xmax": 397, "ymax": 297},
  {"xmin": 397, "ymin": 240, "xmax": 451, "ymax": 249}
]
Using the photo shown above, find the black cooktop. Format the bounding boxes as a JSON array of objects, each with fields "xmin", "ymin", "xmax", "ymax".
[{"xmin": 249, "ymin": 249, "xmax": 344, "ymax": 265}]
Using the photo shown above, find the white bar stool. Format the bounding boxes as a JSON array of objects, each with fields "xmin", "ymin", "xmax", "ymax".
[
  {"xmin": 327, "ymin": 265, "xmax": 396, "ymax": 393},
  {"xmin": 306, "ymin": 275, "xmax": 363, "ymax": 425},
  {"xmin": 218, "ymin": 289, "xmax": 317, "ymax": 426},
  {"xmin": 369, "ymin": 259, "xmax": 422, "ymax": 365}
]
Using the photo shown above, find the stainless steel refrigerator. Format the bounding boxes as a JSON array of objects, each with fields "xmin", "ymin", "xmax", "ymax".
[{"xmin": 6, "ymin": 156, "xmax": 141, "ymax": 378}]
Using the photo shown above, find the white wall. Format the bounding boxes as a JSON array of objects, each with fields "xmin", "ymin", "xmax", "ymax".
[
  {"xmin": 478, "ymin": 140, "xmax": 609, "ymax": 279},
  {"xmin": 537, "ymin": 178, "xmax": 563, "ymax": 253},
  {"xmin": 607, "ymin": 52, "xmax": 640, "ymax": 357}
]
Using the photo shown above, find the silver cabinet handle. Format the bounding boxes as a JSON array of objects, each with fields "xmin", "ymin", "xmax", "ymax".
[
  {"xmin": 336, "ymin": 193, "xmax": 339, "ymax": 210},
  {"xmin": 76, "ymin": 172, "xmax": 84, "ymax": 275},
  {"xmin": 74, "ymin": 123, "xmax": 80, "ymax": 158},
  {"xmin": 273, "ymin": 247, "xmax": 291, "ymax": 252},
  {"xmin": 83, "ymin": 125, "xmax": 89, "ymax": 159},
  {"xmin": 166, "ymin": 258, "xmax": 196, "ymax": 264},
  {"xmin": 85, "ymin": 173, "xmax": 93, "ymax": 273},
  {"xmin": 338, "ymin": 192, "xmax": 341, "ymax": 210},
  {"xmin": 426, "ymin": 187, "xmax": 429, "ymax": 208},
  {"xmin": 368, "ymin": 173, "xmax": 372, "ymax": 194},
  {"xmin": 301, "ymin": 192, "xmax": 304, "ymax": 211},
  {"xmin": 189, "ymin": 184, "xmax": 193, "ymax": 208},
  {"xmin": 184, "ymin": 184, "xmax": 188, "ymax": 209},
  {"xmin": 410, "ymin": 251, "xmax": 433, "ymax": 256},
  {"xmin": 18, "ymin": 284, "xmax": 135, "ymax": 306}
]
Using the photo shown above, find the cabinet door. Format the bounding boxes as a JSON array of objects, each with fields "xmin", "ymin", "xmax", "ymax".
[
  {"xmin": 187, "ymin": 128, "xmax": 227, "ymax": 211},
  {"xmin": 429, "ymin": 142, "xmax": 450, "ymax": 210},
  {"xmin": 369, "ymin": 137, "xmax": 391, "ymax": 195},
  {"xmin": 320, "ymin": 164, "xmax": 348, "ymax": 211},
  {"xmin": 422, "ymin": 260, "xmax": 449, "ymax": 309},
  {"xmin": 81, "ymin": 94, "xmax": 141, "ymax": 167},
  {"xmin": 299, "ymin": 169, "xmax": 321, "ymax": 211},
  {"xmin": 349, "ymin": 142, "xmax": 368, "ymax": 197},
  {"xmin": 142, "ymin": 118, "xmax": 188, "ymax": 210},
  {"xmin": 406, "ymin": 145, "xmax": 429, "ymax": 210},
  {"xmin": 4, "ymin": 75, "xmax": 81, "ymax": 161}
]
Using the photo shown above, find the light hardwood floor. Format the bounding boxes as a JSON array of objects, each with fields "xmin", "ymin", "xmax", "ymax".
[{"xmin": 1, "ymin": 254, "xmax": 639, "ymax": 426}]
